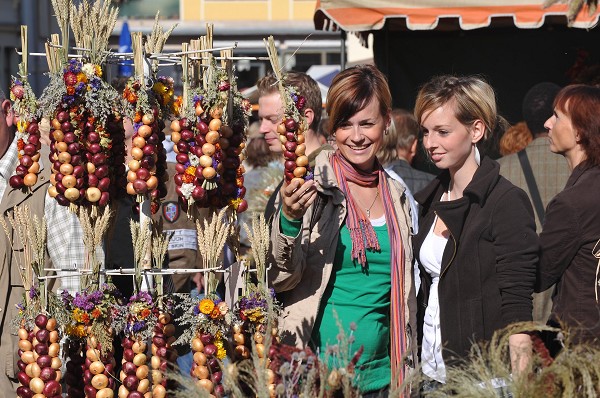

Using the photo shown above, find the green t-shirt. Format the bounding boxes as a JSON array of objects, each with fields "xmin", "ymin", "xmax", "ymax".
[{"xmin": 280, "ymin": 213, "xmax": 391, "ymax": 393}]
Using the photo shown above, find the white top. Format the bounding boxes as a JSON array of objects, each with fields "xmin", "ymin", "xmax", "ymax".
[
  {"xmin": 420, "ymin": 215, "xmax": 448, "ymax": 383},
  {"xmin": 370, "ymin": 214, "xmax": 386, "ymax": 226}
]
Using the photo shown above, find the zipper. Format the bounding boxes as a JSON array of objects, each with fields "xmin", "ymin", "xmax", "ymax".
[{"xmin": 434, "ymin": 210, "xmax": 457, "ymax": 278}]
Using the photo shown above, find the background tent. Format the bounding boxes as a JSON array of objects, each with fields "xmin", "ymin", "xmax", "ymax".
[{"xmin": 314, "ymin": 1, "xmax": 600, "ymax": 130}]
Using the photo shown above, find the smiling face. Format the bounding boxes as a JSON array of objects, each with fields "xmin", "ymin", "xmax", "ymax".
[
  {"xmin": 420, "ymin": 101, "xmax": 481, "ymax": 172},
  {"xmin": 334, "ymin": 97, "xmax": 388, "ymax": 172},
  {"xmin": 258, "ymin": 92, "xmax": 284, "ymax": 153}
]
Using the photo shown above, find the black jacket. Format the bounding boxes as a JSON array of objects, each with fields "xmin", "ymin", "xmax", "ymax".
[
  {"xmin": 414, "ymin": 157, "xmax": 538, "ymax": 362},
  {"xmin": 536, "ymin": 162, "xmax": 600, "ymax": 345}
]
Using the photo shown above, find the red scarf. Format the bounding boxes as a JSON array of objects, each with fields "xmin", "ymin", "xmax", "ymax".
[{"xmin": 330, "ymin": 150, "xmax": 408, "ymax": 392}]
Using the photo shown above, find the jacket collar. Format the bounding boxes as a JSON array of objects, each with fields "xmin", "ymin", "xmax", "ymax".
[
  {"xmin": 313, "ymin": 149, "xmax": 346, "ymax": 206},
  {"xmin": 415, "ymin": 156, "xmax": 500, "ymax": 208},
  {"xmin": 565, "ymin": 160, "xmax": 596, "ymax": 188},
  {"xmin": 414, "ymin": 156, "xmax": 501, "ymax": 240}
]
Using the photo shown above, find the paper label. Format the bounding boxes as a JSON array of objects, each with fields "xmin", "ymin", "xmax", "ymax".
[{"xmin": 167, "ymin": 229, "xmax": 197, "ymax": 251}]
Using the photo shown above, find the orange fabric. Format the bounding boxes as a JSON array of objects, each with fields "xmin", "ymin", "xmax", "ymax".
[{"xmin": 315, "ymin": 1, "xmax": 600, "ymax": 31}]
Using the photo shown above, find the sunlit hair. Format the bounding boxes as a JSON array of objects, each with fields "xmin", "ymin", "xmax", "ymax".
[
  {"xmin": 499, "ymin": 121, "xmax": 533, "ymax": 156},
  {"xmin": 326, "ymin": 64, "xmax": 391, "ymax": 136},
  {"xmin": 414, "ymin": 75, "xmax": 497, "ymax": 140},
  {"xmin": 256, "ymin": 72, "xmax": 322, "ymax": 132},
  {"xmin": 554, "ymin": 84, "xmax": 600, "ymax": 166},
  {"xmin": 377, "ymin": 109, "xmax": 420, "ymax": 165}
]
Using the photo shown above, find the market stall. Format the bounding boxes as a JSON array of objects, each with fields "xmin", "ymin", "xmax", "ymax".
[{"xmin": 314, "ymin": 0, "xmax": 600, "ymax": 130}]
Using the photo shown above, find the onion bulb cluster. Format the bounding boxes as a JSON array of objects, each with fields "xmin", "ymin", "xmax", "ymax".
[
  {"xmin": 47, "ymin": 59, "xmax": 125, "ymax": 209},
  {"xmin": 16, "ymin": 314, "xmax": 62, "ymax": 398},
  {"xmin": 63, "ymin": 339, "xmax": 86, "ymax": 398},
  {"xmin": 119, "ymin": 337, "xmax": 150, "ymax": 398},
  {"xmin": 48, "ymin": 109, "xmax": 86, "ymax": 207},
  {"xmin": 171, "ymin": 97, "xmax": 222, "ymax": 209},
  {"xmin": 84, "ymin": 335, "xmax": 116, "ymax": 398},
  {"xmin": 150, "ymin": 313, "xmax": 177, "ymax": 398},
  {"xmin": 9, "ymin": 78, "xmax": 42, "ymax": 190},
  {"xmin": 10, "ymin": 119, "xmax": 42, "ymax": 190},
  {"xmin": 124, "ymin": 79, "xmax": 168, "ymax": 215},
  {"xmin": 190, "ymin": 333, "xmax": 225, "ymax": 397},
  {"xmin": 278, "ymin": 117, "xmax": 310, "ymax": 186}
]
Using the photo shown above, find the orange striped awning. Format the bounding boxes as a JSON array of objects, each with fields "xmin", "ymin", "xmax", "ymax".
[{"xmin": 314, "ymin": 0, "xmax": 600, "ymax": 31}]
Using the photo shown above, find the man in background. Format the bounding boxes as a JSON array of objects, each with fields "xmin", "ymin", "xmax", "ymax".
[
  {"xmin": 498, "ymin": 82, "xmax": 569, "ymax": 322},
  {"xmin": 377, "ymin": 108, "xmax": 435, "ymax": 195},
  {"xmin": 257, "ymin": 72, "xmax": 331, "ymax": 221}
]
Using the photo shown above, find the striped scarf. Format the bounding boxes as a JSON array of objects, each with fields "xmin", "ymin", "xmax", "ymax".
[{"xmin": 330, "ymin": 151, "xmax": 407, "ymax": 392}]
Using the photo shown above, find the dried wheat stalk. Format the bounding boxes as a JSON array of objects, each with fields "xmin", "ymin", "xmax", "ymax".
[
  {"xmin": 70, "ymin": 0, "xmax": 118, "ymax": 64},
  {"xmin": 78, "ymin": 206, "xmax": 113, "ymax": 290},
  {"xmin": 242, "ymin": 213, "xmax": 270, "ymax": 284},
  {"xmin": 0, "ymin": 206, "xmax": 47, "ymax": 304},
  {"xmin": 196, "ymin": 207, "xmax": 232, "ymax": 293},
  {"xmin": 144, "ymin": 11, "xmax": 177, "ymax": 76},
  {"xmin": 130, "ymin": 219, "xmax": 151, "ymax": 292}
]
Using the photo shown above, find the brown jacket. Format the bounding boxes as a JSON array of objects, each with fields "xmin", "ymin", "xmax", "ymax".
[
  {"xmin": 0, "ymin": 153, "xmax": 50, "ymax": 395},
  {"xmin": 269, "ymin": 149, "xmax": 418, "ymax": 365},
  {"xmin": 153, "ymin": 162, "xmax": 203, "ymax": 292},
  {"xmin": 536, "ymin": 162, "xmax": 600, "ymax": 345}
]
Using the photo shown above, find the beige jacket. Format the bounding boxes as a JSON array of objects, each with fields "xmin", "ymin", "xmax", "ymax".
[
  {"xmin": 0, "ymin": 151, "xmax": 50, "ymax": 396},
  {"xmin": 269, "ymin": 149, "xmax": 418, "ymax": 366}
]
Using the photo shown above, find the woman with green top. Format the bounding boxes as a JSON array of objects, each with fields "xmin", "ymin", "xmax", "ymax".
[{"xmin": 269, "ymin": 64, "xmax": 417, "ymax": 397}]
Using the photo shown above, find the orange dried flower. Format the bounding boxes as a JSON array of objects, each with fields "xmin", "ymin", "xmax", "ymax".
[
  {"xmin": 91, "ymin": 308, "xmax": 102, "ymax": 319},
  {"xmin": 185, "ymin": 166, "xmax": 196, "ymax": 176},
  {"xmin": 182, "ymin": 173, "xmax": 195, "ymax": 183}
]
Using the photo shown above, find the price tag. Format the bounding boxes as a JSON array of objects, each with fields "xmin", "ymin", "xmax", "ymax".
[{"xmin": 167, "ymin": 229, "xmax": 197, "ymax": 251}]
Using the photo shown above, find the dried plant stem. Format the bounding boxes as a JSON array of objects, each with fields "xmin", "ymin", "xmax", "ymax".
[
  {"xmin": 151, "ymin": 227, "xmax": 171, "ymax": 305},
  {"xmin": 50, "ymin": 0, "xmax": 70, "ymax": 64},
  {"xmin": 1, "ymin": 206, "xmax": 47, "ymax": 308},
  {"xmin": 242, "ymin": 213, "xmax": 270, "ymax": 285},
  {"xmin": 21, "ymin": 26, "xmax": 28, "ymax": 77},
  {"xmin": 144, "ymin": 11, "xmax": 177, "ymax": 76},
  {"xmin": 78, "ymin": 206, "xmax": 113, "ymax": 290},
  {"xmin": 132, "ymin": 31, "xmax": 144, "ymax": 83},
  {"xmin": 196, "ymin": 207, "xmax": 231, "ymax": 293},
  {"xmin": 181, "ymin": 42, "xmax": 189, "ymax": 114},
  {"xmin": 70, "ymin": 0, "xmax": 118, "ymax": 64},
  {"xmin": 130, "ymin": 219, "xmax": 151, "ymax": 293}
]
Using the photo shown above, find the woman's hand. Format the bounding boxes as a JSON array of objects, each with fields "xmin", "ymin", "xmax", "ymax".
[
  {"xmin": 281, "ymin": 179, "xmax": 318, "ymax": 221},
  {"xmin": 509, "ymin": 333, "xmax": 532, "ymax": 376}
]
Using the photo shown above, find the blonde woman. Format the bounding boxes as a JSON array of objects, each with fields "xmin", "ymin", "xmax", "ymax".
[{"xmin": 412, "ymin": 76, "xmax": 537, "ymax": 391}]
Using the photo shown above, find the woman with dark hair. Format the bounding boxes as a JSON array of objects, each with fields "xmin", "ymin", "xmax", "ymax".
[
  {"xmin": 412, "ymin": 75, "xmax": 538, "ymax": 390},
  {"xmin": 269, "ymin": 64, "xmax": 417, "ymax": 396},
  {"xmin": 537, "ymin": 84, "xmax": 600, "ymax": 347}
]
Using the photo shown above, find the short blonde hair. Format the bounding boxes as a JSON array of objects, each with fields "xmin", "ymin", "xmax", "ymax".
[{"xmin": 414, "ymin": 75, "xmax": 497, "ymax": 139}]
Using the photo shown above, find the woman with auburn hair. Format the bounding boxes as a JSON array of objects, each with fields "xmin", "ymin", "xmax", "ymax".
[
  {"xmin": 412, "ymin": 75, "xmax": 538, "ymax": 391},
  {"xmin": 537, "ymin": 84, "xmax": 600, "ymax": 349},
  {"xmin": 269, "ymin": 64, "xmax": 417, "ymax": 396}
]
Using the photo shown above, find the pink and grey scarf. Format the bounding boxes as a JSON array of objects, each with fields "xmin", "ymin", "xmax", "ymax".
[{"xmin": 329, "ymin": 150, "xmax": 408, "ymax": 391}]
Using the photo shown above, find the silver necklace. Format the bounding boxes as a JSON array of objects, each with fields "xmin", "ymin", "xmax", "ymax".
[{"xmin": 364, "ymin": 190, "xmax": 380, "ymax": 218}]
